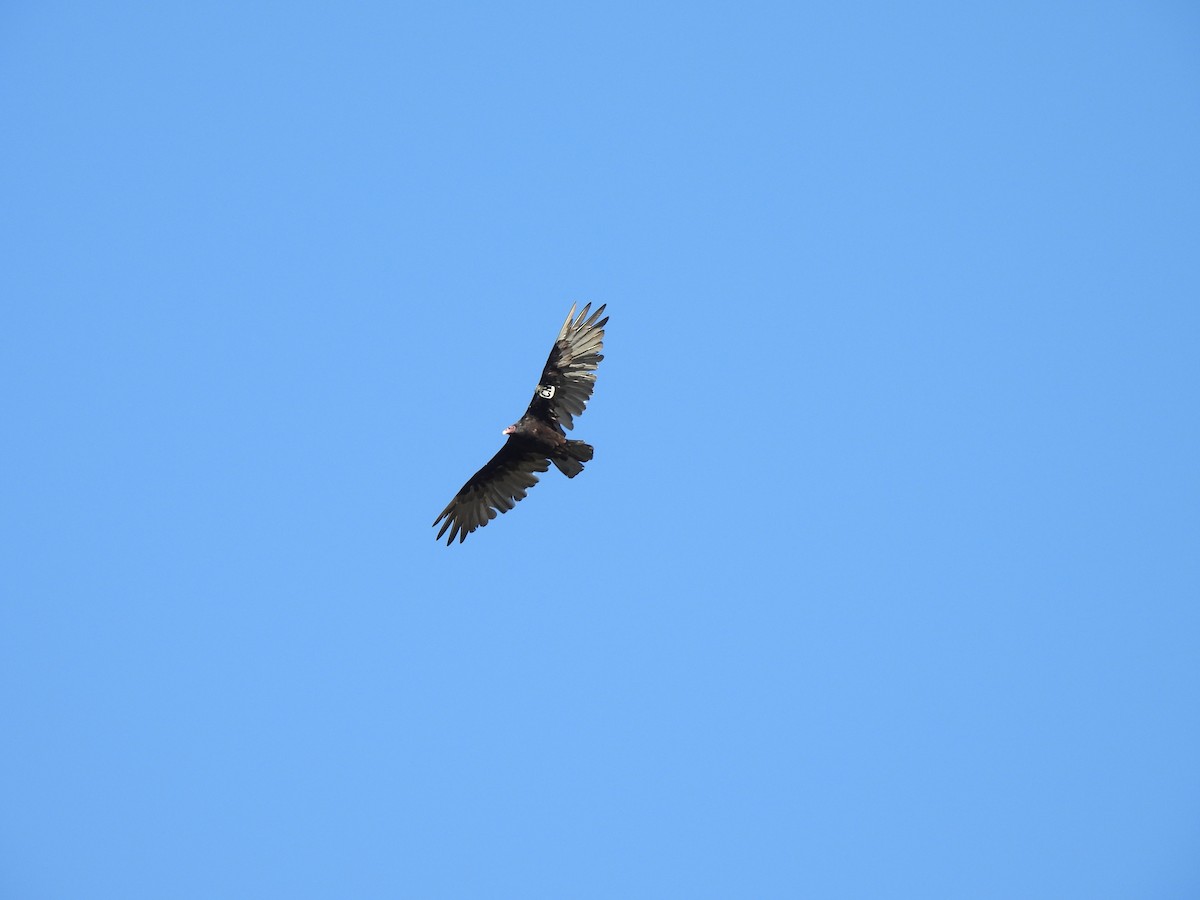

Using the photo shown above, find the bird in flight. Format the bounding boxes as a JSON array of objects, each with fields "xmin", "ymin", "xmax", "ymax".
[{"xmin": 433, "ymin": 303, "xmax": 609, "ymax": 545}]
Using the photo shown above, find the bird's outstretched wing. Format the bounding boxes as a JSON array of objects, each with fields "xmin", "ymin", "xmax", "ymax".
[
  {"xmin": 432, "ymin": 439, "xmax": 551, "ymax": 545},
  {"xmin": 526, "ymin": 302, "xmax": 608, "ymax": 431}
]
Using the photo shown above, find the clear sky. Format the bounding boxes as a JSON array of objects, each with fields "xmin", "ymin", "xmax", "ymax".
[{"xmin": 2, "ymin": 2, "xmax": 1198, "ymax": 898}]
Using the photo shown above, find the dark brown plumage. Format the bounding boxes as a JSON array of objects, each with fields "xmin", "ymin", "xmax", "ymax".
[{"xmin": 433, "ymin": 302, "xmax": 609, "ymax": 545}]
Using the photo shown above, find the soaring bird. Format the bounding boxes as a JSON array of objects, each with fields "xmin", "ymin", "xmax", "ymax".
[{"xmin": 433, "ymin": 303, "xmax": 609, "ymax": 545}]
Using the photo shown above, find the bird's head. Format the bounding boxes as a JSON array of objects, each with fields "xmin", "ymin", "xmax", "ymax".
[{"xmin": 502, "ymin": 424, "xmax": 517, "ymax": 436}]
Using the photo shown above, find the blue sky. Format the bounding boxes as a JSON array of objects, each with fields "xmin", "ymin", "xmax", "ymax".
[{"xmin": 2, "ymin": 2, "xmax": 1199, "ymax": 897}]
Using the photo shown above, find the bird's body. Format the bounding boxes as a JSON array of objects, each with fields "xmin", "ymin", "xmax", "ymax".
[
  {"xmin": 505, "ymin": 412, "xmax": 564, "ymax": 449},
  {"xmin": 433, "ymin": 303, "xmax": 608, "ymax": 545}
]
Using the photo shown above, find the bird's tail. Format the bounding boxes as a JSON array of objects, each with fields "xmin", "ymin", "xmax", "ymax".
[{"xmin": 552, "ymin": 440, "xmax": 594, "ymax": 478}]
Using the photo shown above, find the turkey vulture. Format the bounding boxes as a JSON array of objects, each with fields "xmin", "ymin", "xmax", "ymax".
[{"xmin": 433, "ymin": 302, "xmax": 609, "ymax": 545}]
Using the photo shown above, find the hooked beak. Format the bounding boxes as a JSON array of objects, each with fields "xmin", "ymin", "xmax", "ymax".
[{"xmin": 502, "ymin": 425, "xmax": 516, "ymax": 435}]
